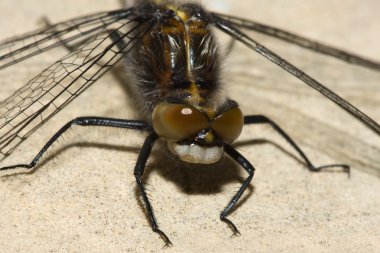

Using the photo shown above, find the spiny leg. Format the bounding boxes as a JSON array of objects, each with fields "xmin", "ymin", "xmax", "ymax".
[
  {"xmin": 133, "ymin": 132, "xmax": 173, "ymax": 247},
  {"xmin": 0, "ymin": 117, "xmax": 150, "ymax": 171},
  {"xmin": 244, "ymin": 115, "xmax": 350, "ymax": 174},
  {"xmin": 0, "ymin": 118, "xmax": 171, "ymax": 245},
  {"xmin": 221, "ymin": 144, "xmax": 255, "ymax": 236}
]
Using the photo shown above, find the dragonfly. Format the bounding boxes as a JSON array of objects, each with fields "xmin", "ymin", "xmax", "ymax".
[{"xmin": 0, "ymin": 0, "xmax": 379, "ymax": 247}]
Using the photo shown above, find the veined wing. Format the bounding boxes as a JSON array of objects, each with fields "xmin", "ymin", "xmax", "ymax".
[
  {"xmin": 0, "ymin": 16, "xmax": 151, "ymax": 160},
  {"xmin": 213, "ymin": 13, "xmax": 380, "ymax": 71},
  {"xmin": 0, "ymin": 9, "xmax": 136, "ymax": 70},
  {"xmin": 211, "ymin": 13, "xmax": 380, "ymax": 175},
  {"xmin": 212, "ymin": 13, "xmax": 380, "ymax": 136}
]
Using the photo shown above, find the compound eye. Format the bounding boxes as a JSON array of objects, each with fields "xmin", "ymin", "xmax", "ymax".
[
  {"xmin": 211, "ymin": 106, "xmax": 243, "ymax": 143},
  {"xmin": 152, "ymin": 102, "xmax": 209, "ymax": 141}
]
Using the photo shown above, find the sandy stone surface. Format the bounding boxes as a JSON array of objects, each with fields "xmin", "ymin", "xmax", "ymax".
[{"xmin": 0, "ymin": 0, "xmax": 379, "ymax": 252}]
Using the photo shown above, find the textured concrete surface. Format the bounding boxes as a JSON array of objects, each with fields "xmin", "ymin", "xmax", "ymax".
[{"xmin": 0, "ymin": 0, "xmax": 379, "ymax": 252}]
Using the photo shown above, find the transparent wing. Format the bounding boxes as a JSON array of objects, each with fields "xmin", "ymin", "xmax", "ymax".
[
  {"xmin": 213, "ymin": 13, "xmax": 380, "ymax": 71},
  {"xmin": 0, "ymin": 9, "xmax": 135, "ymax": 70},
  {"xmin": 0, "ymin": 16, "xmax": 150, "ymax": 159},
  {"xmin": 212, "ymin": 14, "xmax": 380, "ymax": 136}
]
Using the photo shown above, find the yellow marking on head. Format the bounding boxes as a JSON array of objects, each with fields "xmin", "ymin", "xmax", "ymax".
[
  {"xmin": 204, "ymin": 131, "xmax": 215, "ymax": 144},
  {"xmin": 204, "ymin": 109, "xmax": 216, "ymax": 119},
  {"xmin": 184, "ymin": 82, "xmax": 219, "ymax": 124},
  {"xmin": 185, "ymin": 82, "xmax": 217, "ymax": 120},
  {"xmin": 187, "ymin": 82, "xmax": 203, "ymax": 104}
]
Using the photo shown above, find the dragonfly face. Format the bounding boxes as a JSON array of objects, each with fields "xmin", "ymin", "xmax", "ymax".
[
  {"xmin": 0, "ymin": 0, "xmax": 379, "ymax": 248},
  {"xmin": 124, "ymin": 3, "xmax": 244, "ymax": 163},
  {"xmin": 152, "ymin": 100, "xmax": 243, "ymax": 163}
]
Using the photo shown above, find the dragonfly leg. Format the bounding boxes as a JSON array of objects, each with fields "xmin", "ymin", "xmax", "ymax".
[
  {"xmin": 220, "ymin": 144, "xmax": 255, "ymax": 236},
  {"xmin": 244, "ymin": 115, "xmax": 350, "ymax": 174},
  {"xmin": 0, "ymin": 117, "xmax": 150, "ymax": 171}
]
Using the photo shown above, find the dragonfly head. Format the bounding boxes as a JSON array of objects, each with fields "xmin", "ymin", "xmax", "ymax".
[{"xmin": 152, "ymin": 99, "xmax": 243, "ymax": 164}]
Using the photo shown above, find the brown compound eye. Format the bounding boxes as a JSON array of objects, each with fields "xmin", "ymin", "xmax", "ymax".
[
  {"xmin": 152, "ymin": 102, "xmax": 209, "ymax": 141},
  {"xmin": 211, "ymin": 106, "xmax": 244, "ymax": 143}
]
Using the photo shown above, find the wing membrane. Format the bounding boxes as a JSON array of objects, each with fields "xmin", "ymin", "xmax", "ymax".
[
  {"xmin": 0, "ymin": 9, "xmax": 135, "ymax": 70},
  {"xmin": 0, "ymin": 17, "xmax": 150, "ymax": 159},
  {"xmin": 212, "ymin": 14, "xmax": 380, "ymax": 136},
  {"xmin": 213, "ymin": 13, "xmax": 380, "ymax": 71}
]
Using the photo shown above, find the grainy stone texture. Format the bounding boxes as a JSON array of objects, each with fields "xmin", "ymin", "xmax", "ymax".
[{"xmin": 0, "ymin": 1, "xmax": 379, "ymax": 252}]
